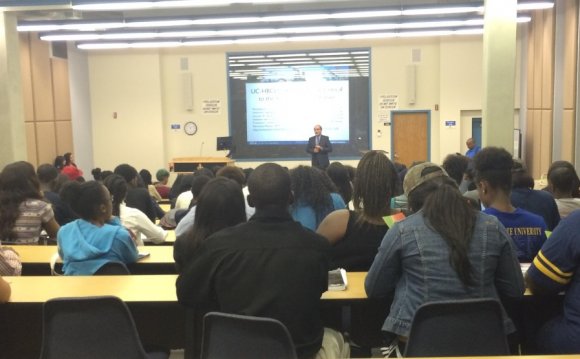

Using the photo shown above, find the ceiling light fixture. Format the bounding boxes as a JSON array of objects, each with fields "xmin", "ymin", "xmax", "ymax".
[{"xmin": 77, "ymin": 27, "xmax": 487, "ymax": 49}]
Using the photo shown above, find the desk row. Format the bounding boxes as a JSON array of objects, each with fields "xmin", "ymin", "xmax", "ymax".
[{"xmin": 5, "ymin": 272, "xmax": 368, "ymax": 303}]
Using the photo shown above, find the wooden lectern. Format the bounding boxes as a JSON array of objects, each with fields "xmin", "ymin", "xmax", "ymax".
[{"xmin": 170, "ymin": 157, "xmax": 234, "ymax": 173}]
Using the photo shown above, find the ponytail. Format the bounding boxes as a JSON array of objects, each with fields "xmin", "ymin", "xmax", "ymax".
[{"xmin": 103, "ymin": 175, "xmax": 127, "ymax": 217}]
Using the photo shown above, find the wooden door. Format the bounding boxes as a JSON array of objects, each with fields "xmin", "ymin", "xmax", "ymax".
[{"xmin": 392, "ymin": 112, "xmax": 429, "ymax": 168}]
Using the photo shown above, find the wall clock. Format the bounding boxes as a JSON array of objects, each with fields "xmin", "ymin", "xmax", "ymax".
[{"xmin": 184, "ymin": 121, "xmax": 198, "ymax": 135}]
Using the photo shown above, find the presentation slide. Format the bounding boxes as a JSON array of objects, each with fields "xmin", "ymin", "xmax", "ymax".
[{"xmin": 245, "ymin": 81, "xmax": 350, "ymax": 144}]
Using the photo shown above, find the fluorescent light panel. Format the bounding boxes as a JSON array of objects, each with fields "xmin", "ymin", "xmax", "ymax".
[
  {"xmin": 21, "ymin": 1, "xmax": 551, "ymax": 34},
  {"xmin": 38, "ymin": 16, "xmax": 533, "ymax": 42},
  {"xmin": 78, "ymin": 27, "xmax": 484, "ymax": 49}
]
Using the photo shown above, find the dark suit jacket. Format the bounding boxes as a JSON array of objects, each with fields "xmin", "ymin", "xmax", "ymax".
[{"xmin": 306, "ymin": 135, "xmax": 332, "ymax": 169}]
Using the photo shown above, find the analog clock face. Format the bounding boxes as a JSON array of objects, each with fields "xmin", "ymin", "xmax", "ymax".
[{"xmin": 184, "ymin": 121, "xmax": 198, "ymax": 135}]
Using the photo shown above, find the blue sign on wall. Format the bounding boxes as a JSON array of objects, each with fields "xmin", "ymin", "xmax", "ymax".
[{"xmin": 445, "ymin": 120, "xmax": 456, "ymax": 127}]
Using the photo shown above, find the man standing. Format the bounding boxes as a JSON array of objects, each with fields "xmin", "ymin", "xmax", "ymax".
[
  {"xmin": 176, "ymin": 163, "xmax": 349, "ymax": 359},
  {"xmin": 307, "ymin": 124, "xmax": 333, "ymax": 169},
  {"xmin": 465, "ymin": 137, "xmax": 481, "ymax": 158}
]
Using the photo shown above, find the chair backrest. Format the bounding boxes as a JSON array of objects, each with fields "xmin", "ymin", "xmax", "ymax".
[
  {"xmin": 94, "ymin": 261, "xmax": 130, "ymax": 275},
  {"xmin": 404, "ymin": 298, "xmax": 510, "ymax": 357},
  {"xmin": 201, "ymin": 312, "xmax": 297, "ymax": 359},
  {"xmin": 40, "ymin": 296, "xmax": 150, "ymax": 359}
]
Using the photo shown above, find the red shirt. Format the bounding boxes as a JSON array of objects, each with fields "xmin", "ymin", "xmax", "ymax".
[{"xmin": 62, "ymin": 165, "xmax": 83, "ymax": 181}]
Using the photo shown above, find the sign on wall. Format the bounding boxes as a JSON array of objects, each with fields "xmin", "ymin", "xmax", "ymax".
[
  {"xmin": 201, "ymin": 99, "xmax": 221, "ymax": 114},
  {"xmin": 378, "ymin": 94, "xmax": 399, "ymax": 123}
]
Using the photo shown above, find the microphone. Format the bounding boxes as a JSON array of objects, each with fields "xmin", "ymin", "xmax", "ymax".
[{"xmin": 200, "ymin": 141, "xmax": 205, "ymax": 156}]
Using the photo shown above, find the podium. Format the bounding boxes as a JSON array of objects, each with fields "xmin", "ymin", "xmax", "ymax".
[{"xmin": 170, "ymin": 157, "xmax": 234, "ymax": 173}]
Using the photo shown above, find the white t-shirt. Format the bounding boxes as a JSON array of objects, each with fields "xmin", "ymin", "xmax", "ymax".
[
  {"xmin": 174, "ymin": 191, "xmax": 194, "ymax": 210},
  {"xmin": 120, "ymin": 203, "xmax": 167, "ymax": 245},
  {"xmin": 555, "ymin": 198, "xmax": 580, "ymax": 219}
]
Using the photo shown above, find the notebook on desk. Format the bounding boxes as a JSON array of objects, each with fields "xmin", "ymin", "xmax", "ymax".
[{"xmin": 328, "ymin": 268, "xmax": 348, "ymax": 291}]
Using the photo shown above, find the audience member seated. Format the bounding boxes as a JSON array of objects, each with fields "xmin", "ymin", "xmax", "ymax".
[
  {"xmin": 0, "ymin": 276, "xmax": 10, "ymax": 303},
  {"xmin": 174, "ymin": 174, "xmax": 196, "ymax": 210},
  {"xmin": 173, "ymin": 177, "xmax": 247, "ymax": 273},
  {"xmin": 442, "ymin": 153, "xmax": 470, "ymax": 187},
  {"xmin": 176, "ymin": 167, "xmax": 252, "ymax": 238},
  {"xmin": 61, "ymin": 152, "xmax": 84, "ymax": 181},
  {"xmin": 317, "ymin": 151, "xmax": 400, "ymax": 271},
  {"xmin": 0, "ymin": 246, "xmax": 22, "ymax": 276},
  {"xmin": 526, "ymin": 210, "xmax": 580, "ymax": 354},
  {"xmin": 326, "ymin": 162, "xmax": 353, "ymax": 205},
  {"xmin": 543, "ymin": 160, "xmax": 580, "ymax": 198},
  {"xmin": 53, "ymin": 156, "xmax": 65, "ymax": 172},
  {"xmin": 114, "ymin": 164, "xmax": 158, "ymax": 221},
  {"xmin": 548, "ymin": 163, "xmax": 580, "ymax": 218},
  {"xmin": 290, "ymin": 165, "xmax": 346, "ymax": 230},
  {"xmin": 366, "ymin": 162, "xmax": 524, "ymax": 349},
  {"xmin": 0, "ymin": 161, "xmax": 59, "ymax": 244},
  {"xmin": 37, "ymin": 164, "xmax": 77, "ymax": 226},
  {"xmin": 91, "ymin": 167, "xmax": 103, "ymax": 182},
  {"xmin": 140, "ymin": 169, "xmax": 162, "ymax": 201},
  {"xmin": 390, "ymin": 160, "xmax": 426, "ymax": 211},
  {"xmin": 216, "ymin": 166, "xmax": 255, "ymax": 220},
  {"xmin": 174, "ymin": 175, "xmax": 212, "ymax": 237},
  {"xmin": 58, "ymin": 181, "xmax": 139, "ymax": 275},
  {"xmin": 155, "ymin": 169, "xmax": 171, "ymax": 199},
  {"xmin": 474, "ymin": 147, "xmax": 548, "ymax": 262},
  {"xmin": 176, "ymin": 163, "xmax": 349, "ymax": 359},
  {"xmin": 104, "ymin": 175, "xmax": 167, "ymax": 245},
  {"xmin": 510, "ymin": 161, "xmax": 560, "ymax": 230}
]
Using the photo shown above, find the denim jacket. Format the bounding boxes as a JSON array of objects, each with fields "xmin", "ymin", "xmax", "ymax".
[{"xmin": 365, "ymin": 210, "xmax": 525, "ymax": 337}]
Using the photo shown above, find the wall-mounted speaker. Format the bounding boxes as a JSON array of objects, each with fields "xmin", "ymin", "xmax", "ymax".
[
  {"xmin": 182, "ymin": 72, "xmax": 193, "ymax": 112},
  {"xmin": 180, "ymin": 57, "xmax": 189, "ymax": 71},
  {"xmin": 407, "ymin": 64, "xmax": 417, "ymax": 105},
  {"xmin": 411, "ymin": 48, "xmax": 422, "ymax": 63}
]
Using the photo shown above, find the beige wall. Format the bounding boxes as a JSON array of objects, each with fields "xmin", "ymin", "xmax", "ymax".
[
  {"xmin": 86, "ymin": 34, "xmax": 524, "ymax": 171},
  {"xmin": 89, "ymin": 53, "xmax": 165, "ymax": 172}
]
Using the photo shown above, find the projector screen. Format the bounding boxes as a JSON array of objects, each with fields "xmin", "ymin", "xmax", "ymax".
[{"xmin": 227, "ymin": 48, "xmax": 371, "ymax": 160}]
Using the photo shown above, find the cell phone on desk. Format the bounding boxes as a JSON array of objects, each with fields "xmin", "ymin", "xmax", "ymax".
[{"xmin": 138, "ymin": 252, "xmax": 150, "ymax": 260}]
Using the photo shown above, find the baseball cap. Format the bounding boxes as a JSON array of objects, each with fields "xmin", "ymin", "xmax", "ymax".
[{"xmin": 403, "ymin": 162, "xmax": 449, "ymax": 196}]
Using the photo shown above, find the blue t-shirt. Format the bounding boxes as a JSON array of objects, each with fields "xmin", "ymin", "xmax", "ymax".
[
  {"xmin": 483, "ymin": 207, "xmax": 547, "ymax": 262},
  {"xmin": 465, "ymin": 146, "xmax": 481, "ymax": 158},
  {"xmin": 510, "ymin": 188, "xmax": 560, "ymax": 231},
  {"xmin": 291, "ymin": 192, "xmax": 346, "ymax": 231},
  {"xmin": 526, "ymin": 209, "xmax": 580, "ymax": 352}
]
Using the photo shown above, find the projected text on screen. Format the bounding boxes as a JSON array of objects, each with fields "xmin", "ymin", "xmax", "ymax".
[{"xmin": 246, "ymin": 81, "xmax": 349, "ymax": 144}]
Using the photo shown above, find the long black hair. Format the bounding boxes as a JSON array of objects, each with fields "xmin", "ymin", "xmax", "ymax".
[
  {"xmin": 188, "ymin": 177, "xmax": 246, "ymax": 249},
  {"xmin": 103, "ymin": 175, "xmax": 128, "ymax": 217},
  {"xmin": 353, "ymin": 150, "xmax": 398, "ymax": 223},
  {"xmin": 290, "ymin": 165, "xmax": 334, "ymax": 223},
  {"xmin": 326, "ymin": 162, "xmax": 352, "ymax": 204},
  {"xmin": 408, "ymin": 175, "xmax": 476, "ymax": 287},
  {"xmin": 0, "ymin": 161, "xmax": 43, "ymax": 241}
]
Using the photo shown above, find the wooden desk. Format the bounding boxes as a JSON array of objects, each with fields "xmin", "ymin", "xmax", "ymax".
[
  {"xmin": 17, "ymin": 246, "xmax": 176, "ymax": 275},
  {"xmin": 165, "ymin": 230, "xmax": 176, "ymax": 243},
  {"xmin": 6, "ymin": 275, "xmax": 178, "ymax": 303},
  {"xmin": 6, "ymin": 272, "xmax": 366, "ymax": 303}
]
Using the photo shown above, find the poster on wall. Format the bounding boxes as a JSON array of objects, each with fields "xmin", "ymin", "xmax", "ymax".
[
  {"xmin": 202, "ymin": 99, "xmax": 221, "ymax": 114},
  {"xmin": 378, "ymin": 94, "xmax": 398, "ymax": 124}
]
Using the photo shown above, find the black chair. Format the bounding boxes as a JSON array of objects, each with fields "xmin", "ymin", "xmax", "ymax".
[
  {"xmin": 201, "ymin": 312, "xmax": 297, "ymax": 359},
  {"xmin": 94, "ymin": 261, "xmax": 130, "ymax": 275},
  {"xmin": 404, "ymin": 298, "xmax": 510, "ymax": 357},
  {"xmin": 39, "ymin": 296, "xmax": 168, "ymax": 359}
]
